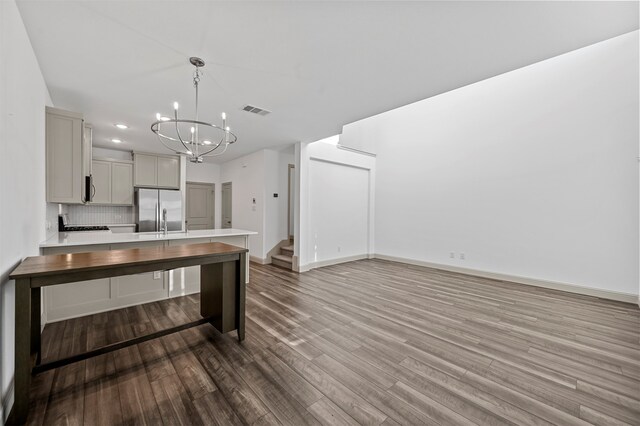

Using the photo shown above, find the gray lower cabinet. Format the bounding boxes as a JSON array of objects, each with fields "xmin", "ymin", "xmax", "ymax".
[
  {"xmin": 41, "ymin": 236, "xmax": 249, "ymax": 322},
  {"xmin": 42, "ymin": 244, "xmax": 113, "ymax": 321},
  {"xmin": 43, "ymin": 242, "xmax": 165, "ymax": 322}
]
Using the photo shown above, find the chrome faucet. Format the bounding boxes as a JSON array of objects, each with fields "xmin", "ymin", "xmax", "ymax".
[{"xmin": 162, "ymin": 208, "xmax": 168, "ymax": 235}]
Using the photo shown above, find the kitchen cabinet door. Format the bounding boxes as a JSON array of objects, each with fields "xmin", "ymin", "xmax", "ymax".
[
  {"xmin": 46, "ymin": 107, "xmax": 84, "ymax": 203},
  {"xmin": 110, "ymin": 241, "xmax": 167, "ymax": 305},
  {"xmin": 111, "ymin": 162, "xmax": 133, "ymax": 205},
  {"xmin": 134, "ymin": 153, "xmax": 157, "ymax": 187},
  {"xmin": 43, "ymin": 244, "xmax": 113, "ymax": 322},
  {"xmin": 157, "ymin": 155, "xmax": 180, "ymax": 189},
  {"xmin": 91, "ymin": 160, "xmax": 112, "ymax": 204}
]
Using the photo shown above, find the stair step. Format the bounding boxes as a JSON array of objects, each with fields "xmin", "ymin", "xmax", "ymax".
[
  {"xmin": 272, "ymin": 254, "xmax": 292, "ymax": 264},
  {"xmin": 281, "ymin": 246, "xmax": 294, "ymax": 255},
  {"xmin": 271, "ymin": 254, "xmax": 293, "ymax": 270}
]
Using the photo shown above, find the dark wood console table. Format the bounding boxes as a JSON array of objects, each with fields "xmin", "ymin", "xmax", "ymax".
[{"xmin": 7, "ymin": 242, "xmax": 247, "ymax": 424}]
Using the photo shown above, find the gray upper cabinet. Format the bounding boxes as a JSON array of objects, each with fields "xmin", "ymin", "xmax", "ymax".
[
  {"xmin": 134, "ymin": 152, "xmax": 180, "ymax": 189},
  {"xmin": 82, "ymin": 123, "xmax": 93, "ymax": 202},
  {"xmin": 91, "ymin": 159, "xmax": 134, "ymax": 206},
  {"xmin": 134, "ymin": 153, "xmax": 157, "ymax": 187},
  {"xmin": 157, "ymin": 156, "xmax": 180, "ymax": 188},
  {"xmin": 111, "ymin": 162, "xmax": 134, "ymax": 205},
  {"xmin": 46, "ymin": 107, "xmax": 85, "ymax": 203},
  {"xmin": 91, "ymin": 160, "xmax": 112, "ymax": 204}
]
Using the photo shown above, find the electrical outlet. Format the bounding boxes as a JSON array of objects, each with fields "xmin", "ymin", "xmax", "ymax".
[
  {"xmin": 153, "ymin": 271, "xmax": 162, "ymax": 280},
  {"xmin": 460, "ymin": 253, "xmax": 465, "ymax": 260},
  {"xmin": 449, "ymin": 252, "xmax": 455, "ymax": 259}
]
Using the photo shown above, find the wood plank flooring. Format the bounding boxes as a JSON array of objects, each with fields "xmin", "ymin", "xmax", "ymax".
[{"xmin": 25, "ymin": 259, "xmax": 640, "ymax": 425}]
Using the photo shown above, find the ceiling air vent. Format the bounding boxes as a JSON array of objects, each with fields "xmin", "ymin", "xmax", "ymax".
[{"xmin": 242, "ymin": 105, "xmax": 271, "ymax": 116}]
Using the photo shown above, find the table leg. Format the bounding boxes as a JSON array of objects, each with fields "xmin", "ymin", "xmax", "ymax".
[
  {"xmin": 10, "ymin": 278, "xmax": 32, "ymax": 424},
  {"xmin": 237, "ymin": 253, "xmax": 246, "ymax": 342},
  {"xmin": 31, "ymin": 287, "xmax": 41, "ymax": 365},
  {"xmin": 200, "ymin": 260, "xmax": 236, "ymax": 334}
]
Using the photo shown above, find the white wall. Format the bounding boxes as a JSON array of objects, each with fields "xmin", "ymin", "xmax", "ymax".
[
  {"xmin": 0, "ymin": 0, "xmax": 52, "ymax": 420},
  {"xmin": 219, "ymin": 148, "xmax": 293, "ymax": 261},
  {"xmin": 296, "ymin": 140, "xmax": 376, "ymax": 270},
  {"xmin": 342, "ymin": 31, "xmax": 639, "ymax": 298},
  {"xmin": 309, "ymin": 159, "xmax": 370, "ymax": 263},
  {"xmin": 92, "ymin": 146, "xmax": 132, "ymax": 161},
  {"xmin": 263, "ymin": 148, "xmax": 294, "ymax": 258},
  {"xmin": 221, "ymin": 150, "xmax": 266, "ymax": 259}
]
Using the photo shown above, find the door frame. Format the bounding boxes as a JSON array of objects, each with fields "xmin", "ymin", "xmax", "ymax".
[
  {"xmin": 221, "ymin": 181, "xmax": 233, "ymax": 229},
  {"xmin": 185, "ymin": 181, "xmax": 215, "ymax": 230},
  {"xmin": 287, "ymin": 164, "xmax": 295, "ymax": 240}
]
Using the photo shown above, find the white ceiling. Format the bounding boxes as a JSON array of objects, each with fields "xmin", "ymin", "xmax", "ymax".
[{"xmin": 17, "ymin": 1, "xmax": 638, "ymax": 163}]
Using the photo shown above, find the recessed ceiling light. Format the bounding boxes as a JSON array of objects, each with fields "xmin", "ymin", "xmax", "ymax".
[
  {"xmin": 115, "ymin": 123, "xmax": 128, "ymax": 129},
  {"xmin": 111, "ymin": 138, "xmax": 122, "ymax": 143}
]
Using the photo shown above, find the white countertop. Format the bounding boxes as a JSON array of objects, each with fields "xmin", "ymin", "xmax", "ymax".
[
  {"xmin": 68, "ymin": 223, "xmax": 136, "ymax": 227},
  {"xmin": 41, "ymin": 228, "xmax": 258, "ymax": 248}
]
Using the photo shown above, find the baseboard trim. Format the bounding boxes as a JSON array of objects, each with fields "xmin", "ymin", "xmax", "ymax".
[
  {"xmin": 302, "ymin": 254, "xmax": 369, "ymax": 272},
  {"xmin": 373, "ymin": 254, "xmax": 638, "ymax": 304},
  {"xmin": 250, "ymin": 255, "xmax": 269, "ymax": 265}
]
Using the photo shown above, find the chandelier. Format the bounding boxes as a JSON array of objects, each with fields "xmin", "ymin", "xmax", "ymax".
[{"xmin": 151, "ymin": 57, "xmax": 237, "ymax": 163}]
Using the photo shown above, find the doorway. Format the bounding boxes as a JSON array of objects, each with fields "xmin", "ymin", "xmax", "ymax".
[
  {"xmin": 221, "ymin": 182, "xmax": 232, "ymax": 229},
  {"xmin": 186, "ymin": 182, "xmax": 215, "ymax": 230},
  {"xmin": 288, "ymin": 164, "xmax": 295, "ymax": 239}
]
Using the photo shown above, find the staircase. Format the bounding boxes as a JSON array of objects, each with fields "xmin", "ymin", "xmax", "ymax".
[{"xmin": 271, "ymin": 240, "xmax": 294, "ymax": 270}]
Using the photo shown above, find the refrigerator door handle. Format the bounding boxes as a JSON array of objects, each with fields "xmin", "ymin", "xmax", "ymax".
[{"xmin": 155, "ymin": 202, "xmax": 159, "ymax": 232}]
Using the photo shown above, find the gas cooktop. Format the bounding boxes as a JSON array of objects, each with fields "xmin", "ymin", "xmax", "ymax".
[{"xmin": 63, "ymin": 226, "xmax": 110, "ymax": 232}]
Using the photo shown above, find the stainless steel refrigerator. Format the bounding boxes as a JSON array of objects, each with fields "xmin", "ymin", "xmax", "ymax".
[{"xmin": 135, "ymin": 188, "xmax": 183, "ymax": 232}]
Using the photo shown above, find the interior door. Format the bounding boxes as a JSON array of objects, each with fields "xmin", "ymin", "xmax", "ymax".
[
  {"xmin": 186, "ymin": 182, "xmax": 215, "ymax": 230},
  {"xmin": 221, "ymin": 182, "xmax": 232, "ymax": 229}
]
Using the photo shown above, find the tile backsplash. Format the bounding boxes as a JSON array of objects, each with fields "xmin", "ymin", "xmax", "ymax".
[{"xmin": 63, "ymin": 204, "xmax": 134, "ymax": 225}]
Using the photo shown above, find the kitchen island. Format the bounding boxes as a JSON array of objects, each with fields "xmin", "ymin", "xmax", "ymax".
[{"xmin": 39, "ymin": 228, "xmax": 257, "ymax": 322}]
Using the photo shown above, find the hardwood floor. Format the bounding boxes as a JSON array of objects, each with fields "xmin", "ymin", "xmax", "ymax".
[{"xmin": 25, "ymin": 259, "xmax": 640, "ymax": 425}]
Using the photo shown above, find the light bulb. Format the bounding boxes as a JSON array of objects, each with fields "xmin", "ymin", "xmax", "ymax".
[
  {"xmin": 173, "ymin": 102, "xmax": 179, "ymax": 110},
  {"xmin": 156, "ymin": 113, "xmax": 161, "ymax": 121},
  {"xmin": 203, "ymin": 140, "xmax": 212, "ymax": 145},
  {"xmin": 190, "ymin": 127, "xmax": 195, "ymax": 134},
  {"xmin": 221, "ymin": 112, "xmax": 226, "ymax": 120},
  {"xmin": 186, "ymin": 150, "xmax": 192, "ymax": 155}
]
